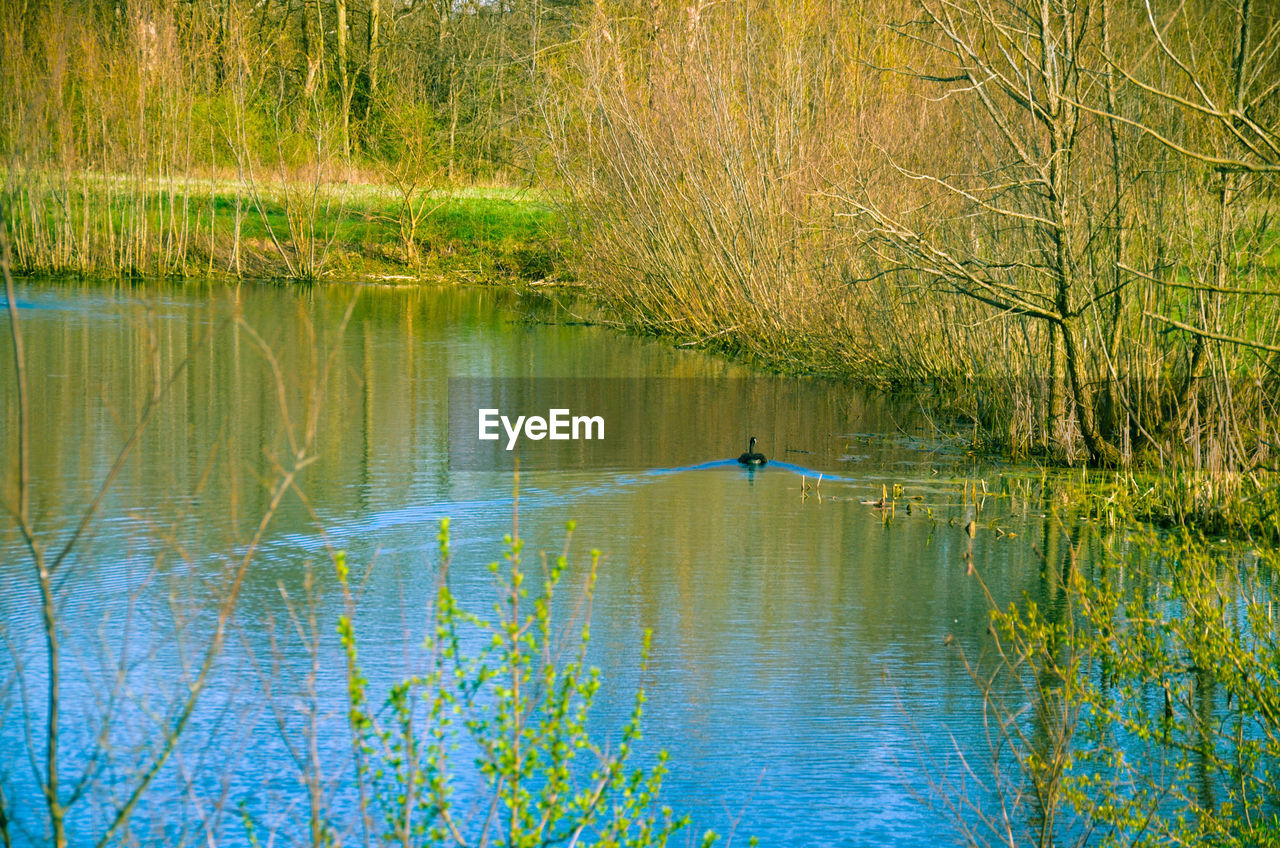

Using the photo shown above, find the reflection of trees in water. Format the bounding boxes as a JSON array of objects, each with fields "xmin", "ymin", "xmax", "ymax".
[
  {"xmin": 2, "ymin": 278, "xmax": 1016, "ymax": 846},
  {"xmin": 0, "ymin": 268, "xmax": 350, "ymax": 847},
  {"xmin": 943, "ymin": 509, "xmax": 1280, "ymax": 847}
]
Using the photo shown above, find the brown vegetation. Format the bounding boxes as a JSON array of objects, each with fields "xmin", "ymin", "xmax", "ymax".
[
  {"xmin": 544, "ymin": 0, "xmax": 1280, "ymax": 472},
  {"xmin": 0, "ymin": 0, "xmax": 566, "ymax": 278}
]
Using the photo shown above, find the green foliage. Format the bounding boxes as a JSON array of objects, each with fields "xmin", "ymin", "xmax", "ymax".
[
  {"xmin": 1067, "ymin": 532, "xmax": 1280, "ymax": 846},
  {"xmin": 1034, "ymin": 469, "xmax": 1280, "ymax": 546},
  {"xmin": 966, "ymin": 525, "xmax": 1280, "ymax": 847},
  {"xmin": 333, "ymin": 519, "xmax": 708, "ymax": 848}
]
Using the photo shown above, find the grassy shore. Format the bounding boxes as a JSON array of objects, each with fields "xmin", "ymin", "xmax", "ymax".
[
  {"xmin": 317, "ymin": 186, "xmax": 563, "ymax": 284},
  {"xmin": 5, "ymin": 175, "xmax": 565, "ymax": 285}
]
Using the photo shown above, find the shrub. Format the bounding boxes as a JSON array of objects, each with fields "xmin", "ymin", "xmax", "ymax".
[{"xmin": 333, "ymin": 518, "xmax": 711, "ymax": 848}]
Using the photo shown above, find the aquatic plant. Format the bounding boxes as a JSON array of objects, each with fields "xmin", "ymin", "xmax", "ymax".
[
  {"xmin": 333, "ymin": 517, "xmax": 710, "ymax": 848},
  {"xmin": 946, "ymin": 522, "xmax": 1280, "ymax": 847}
]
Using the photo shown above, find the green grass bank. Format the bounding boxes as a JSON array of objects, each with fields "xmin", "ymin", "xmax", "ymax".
[{"xmin": 4, "ymin": 175, "xmax": 564, "ymax": 286}]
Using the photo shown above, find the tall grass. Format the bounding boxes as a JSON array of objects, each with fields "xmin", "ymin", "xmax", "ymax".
[
  {"xmin": 1, "ymin": 2, "xmax": 213, "ymax": 276},
  {"xmin": 0, "ymin": 0, "xmax": 564, "ymax": 280}
]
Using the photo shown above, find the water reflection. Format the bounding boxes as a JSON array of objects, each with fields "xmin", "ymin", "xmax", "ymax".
[{"xmin": 3, "ymin": 279, "xmax": 1058, "ymax": 847}]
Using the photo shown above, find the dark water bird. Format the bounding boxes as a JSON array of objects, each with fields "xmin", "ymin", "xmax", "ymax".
[{"xmin": 738, "ymin": 436, "xmax": 767, "ymax": 466}]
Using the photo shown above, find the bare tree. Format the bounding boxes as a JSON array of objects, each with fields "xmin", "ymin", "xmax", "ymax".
[{"xmin": 0, "ymin": 212, "xmax": 357, "ymax": 845}]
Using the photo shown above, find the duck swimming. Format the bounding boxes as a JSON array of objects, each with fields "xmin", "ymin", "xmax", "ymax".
[{"xmin": 738, "ymin": 436, "xmax": 767, "ymax": 466}]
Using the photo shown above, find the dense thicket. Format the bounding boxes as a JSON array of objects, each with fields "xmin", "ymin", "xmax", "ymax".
[
  {"xmin": 0, "ymin": 0, "xmax": 570, "ymax": 275},
  {"xmin": 544, "ymin": 0, "xmax": 1280, "ymax": 472}
]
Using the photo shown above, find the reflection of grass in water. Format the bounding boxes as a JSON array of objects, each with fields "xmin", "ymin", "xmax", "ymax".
[
  {"xmin": 1031, "ymin": 466, "xmax": 1280, "ymax": 544},
  {"xmin": 0, "ymin": 263, "xmax": 694, "ymax": 844},
  {"xmin": 821, "ymin": 467, "xmax": 1280, "ymax": 544}
]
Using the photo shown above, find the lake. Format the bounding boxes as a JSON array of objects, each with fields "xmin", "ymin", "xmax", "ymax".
[{"xmin": 1, "ymin": 279, "xmax": 1071, "ymax": 847}]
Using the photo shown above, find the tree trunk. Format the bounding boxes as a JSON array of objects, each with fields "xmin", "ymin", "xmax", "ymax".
[
  {"xmin": 335, "ymin": 0, "xmax": 350, "ymax": 156},
  {"xmin": 1061, "ymin": 320, "xmax": 1122, "ymax": 466},
  {"xmin": 362, "ymin": 0, "xmax": 380, "ymax": 123},
  {"xmin": 1047, "ymin": 322, "xmax": 1066, "ymax": 455}
]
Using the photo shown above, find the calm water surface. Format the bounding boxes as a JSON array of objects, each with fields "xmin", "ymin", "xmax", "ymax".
[{"xmin": 0, "ymin": 280, "xmax": 1069, "ymax": 846}]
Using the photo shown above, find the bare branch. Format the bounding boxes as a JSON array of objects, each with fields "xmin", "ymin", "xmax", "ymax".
[{"xmin": 1144, "ymin": 310, "xmax": 1280, "ymax": 354}]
